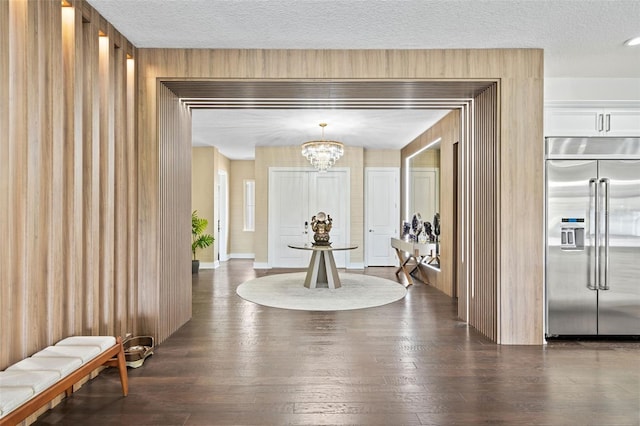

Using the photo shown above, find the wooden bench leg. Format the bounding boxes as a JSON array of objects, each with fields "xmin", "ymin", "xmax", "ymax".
[
  {"xmin": 104, "ymin": 337, "xmax": 129, "ymax": 396},
  {"xmin": 115, "ymin": 337, "xmax": 129, "ymax": 396}
]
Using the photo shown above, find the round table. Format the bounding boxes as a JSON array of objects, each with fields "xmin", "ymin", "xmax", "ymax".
[{"xmin": 287, "ymin": 243, "xmax": 358, "ymax": 289}]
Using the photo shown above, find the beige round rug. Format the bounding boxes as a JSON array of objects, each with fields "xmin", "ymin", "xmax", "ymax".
[{"xmin": 236, "ymin": 272, "xmax": 407, "ymax": 311}]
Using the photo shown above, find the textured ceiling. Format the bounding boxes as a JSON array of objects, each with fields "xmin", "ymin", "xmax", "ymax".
[
  {"xmin": 86, "ymin": 0, "xmax": 640, "ymax": 159},
  {"xmin": 87, "ymin": 0, "xmax": 640, "ymax": 77},
  {"xmin": 192, "ymin": 109, "xmax": 452, "ymax": 160}
]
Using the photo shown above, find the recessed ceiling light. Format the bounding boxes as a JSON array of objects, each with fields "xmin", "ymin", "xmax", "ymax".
[{"xmin": 624, "ymin": 36, "xmax": 640, "ymax": 46}]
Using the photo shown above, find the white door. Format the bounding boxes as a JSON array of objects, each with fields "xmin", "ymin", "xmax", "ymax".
[
  {"xmin": 269, "ymin": 168, "xmax": 349, "ymax": 268},
  {"xmin": 309, "ymin": 171, "xmax": 348, "ymax": 267},
  {"xmin": 365, "ymin": 168, "xmax": 399, "ymax": 266},
  {"xmin": 269, "ymin": 171, "xmax": 311, "ymax": 267},
  {"xmin": 409, "ymin": 168, "xmax": 439, "ymax": 225}
]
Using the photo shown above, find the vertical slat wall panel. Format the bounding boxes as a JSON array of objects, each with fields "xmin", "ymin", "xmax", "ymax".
[
  {"xmin": 12, "ymin": 0, "xmax": 29, "ymax": 359},
  {"xmin": 155, "ymin": 83, "xmax": 192, "ymax": 342},
  {"xmin": 113, "ymin": 36, "xmax": 128, "ymax": 336},
  {"xmin": 47, "ymin": 0, "xmax": 65, "ymax": 345},
  {"xmin": 469, "ymin": 84, "xmax": 498, "ymax": 341},
  {"xmin": 0, "ymin": 0, "xmax": 138, "ymax": 369},
  {"xmin": 62, "ymin": 1, "xmax": 80, "ymax": 336},
  {"xmin": 82, "ymin": 7, "xmax": 101, "ymax": 336},
  {"xmin": 126, "ymin": 57, "xmax": 138, "ymax": 335},
  {"xmin": 0, "ymin": 0, "xmax": 12, "ymax": 365},
  {"xmin": 70, "ymin": 3, "xmax": 85, "ymax": 337},
  {"xmin": 26, "ymin": 0, "xmax": 52, "ymax": 356},
  {"xmin": 457, "ymin": 104, "xmax": 471, "ymax": 323},
  {"xmin": 98, "ymin": 30, "xmax": 114, "ymax": 335}
]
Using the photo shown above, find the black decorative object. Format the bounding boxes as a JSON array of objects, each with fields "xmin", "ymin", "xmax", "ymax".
[
  {"xmin": 423, "ymin": 221, "xmax": 434, "ymax": 242},
  {"xmin": 433, "ymin": 213, "xmax": 441, "ymax": 238},
  {"xmin": 402, "ymin": 221, "xmax": 411, "ymax": 240}
]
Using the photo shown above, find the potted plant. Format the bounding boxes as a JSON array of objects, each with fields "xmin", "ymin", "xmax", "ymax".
[{"xmin": 192, "ymin": 210, "xmax": 214, "ymax": 273}]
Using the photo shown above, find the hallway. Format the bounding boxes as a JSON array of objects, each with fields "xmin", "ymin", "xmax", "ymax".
[{"xmin": 35, "ymin": 260, "xmax": 639, "ymax": 425}]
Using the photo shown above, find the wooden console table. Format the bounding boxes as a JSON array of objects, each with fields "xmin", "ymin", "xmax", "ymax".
[{"xmin": 390, "ymin": 238, "xmax": 434, "ymax": 286}]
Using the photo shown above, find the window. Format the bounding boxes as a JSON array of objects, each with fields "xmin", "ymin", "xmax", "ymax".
[{"xmin": 244, "ymin": 180, "xmax": 255, "ymax": 231}]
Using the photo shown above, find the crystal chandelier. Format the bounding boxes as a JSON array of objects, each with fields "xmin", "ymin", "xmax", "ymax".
[{"xmin": 301, "ymin": 123, "xmax": 344, "ymax": 173}]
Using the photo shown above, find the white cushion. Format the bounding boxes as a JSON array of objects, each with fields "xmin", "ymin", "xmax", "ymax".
[
  {"xmin": 32, "ymin": 346, "xmax": 100, "ymax": 364},
  {"xmin": 55, "ymin": 336, "xmax": 116, "ymax": 352},
  {"xmin": 7, "ymin": 356, "xmax": 82, "ymax": 378},
  {"xmin": 0, "ymin": 386, "xmax": 34, "ymax": 418},
  {"xmin": 0, "ymin": 370, "xmax": 60, "ymax": 393}
]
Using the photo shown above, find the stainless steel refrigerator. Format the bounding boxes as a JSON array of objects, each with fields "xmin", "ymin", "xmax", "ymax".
[{"xmin": 546, "ymin": 137, "xmax": 640, "ymax": 337}]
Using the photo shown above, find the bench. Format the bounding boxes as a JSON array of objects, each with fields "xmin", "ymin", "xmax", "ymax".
[{"xmin": 0, "ymin": 336, "xmax": 128, "ymax": 425}]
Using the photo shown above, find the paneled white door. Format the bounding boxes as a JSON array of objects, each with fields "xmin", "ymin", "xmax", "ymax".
[
  {"xmin": 409, "ymin": 167, "xmax": 439, "ymax": 226},
  {"xmin": 269, "ymin": 168, "xmax": 349, "ymax": 268},
  {"xmin": 309, "ymin": 171, "xmax": 348, "ymax": 267},
  {"xmin": 365, "ymin": 168, "xmax": 399, "ymax": 266},
  {"xmin": 269, "ymin": 171, "xmax": 311, "ymax": 267}
]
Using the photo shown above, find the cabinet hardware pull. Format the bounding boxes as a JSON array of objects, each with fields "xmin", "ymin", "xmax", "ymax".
[{"xmin": 597, "ymin": 114, "xmax": 604, "ymax": 132}]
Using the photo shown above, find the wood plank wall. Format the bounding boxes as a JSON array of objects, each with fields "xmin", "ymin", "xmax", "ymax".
[
  {"xmin": 157, "ymin": 84, "xmax": 192, "ymax": 342},
  {"xmin": 138, "ymin": 48, "xmax": 544, "ymax": 344},
  {"xmin": 0, "ymin": 0, "xmax": 138, "ymax": 368},
  {"xmin": 401, "ymin": 110, "xmax": 461, "ymax": 297},
  {"xmin": 469, "ymin": 85, "xmax": 498, "ymax": 341}
]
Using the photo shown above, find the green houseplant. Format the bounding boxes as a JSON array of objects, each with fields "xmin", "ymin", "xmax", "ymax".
[{"xmin": 192, "ymin": 210, "xmax": 214, "ymax": 273}]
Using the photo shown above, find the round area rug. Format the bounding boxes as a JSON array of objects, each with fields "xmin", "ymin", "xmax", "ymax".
[{"xmin": 236, "ymin": 272, "xmax": 407, "ymax": 311}]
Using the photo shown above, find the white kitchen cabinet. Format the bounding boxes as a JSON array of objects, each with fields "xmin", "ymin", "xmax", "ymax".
[{"xmin": 545, "ymin": 106, "xmax": 640, "ymax": 137}]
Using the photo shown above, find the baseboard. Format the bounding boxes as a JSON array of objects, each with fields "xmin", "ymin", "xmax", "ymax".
[
  {"xmin": 253, "ymin": 262, "xmax": 271, "ymax": 269},
  {"xmin": 219, "ymin": 254, "xmax": 230, "ymax": 262},
  {"xmin": 199, "ymin": 261, "xmax": 219, "ymax": 270},
  {"xmin": 230, "ymin": 253, "xmax": 255, "ymax": 259},
  {"xmin": 347, "ymin": 262, "xmax": 365, "ymax": 270}
]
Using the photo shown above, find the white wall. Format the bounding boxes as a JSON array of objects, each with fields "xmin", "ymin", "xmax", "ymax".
[{"xmin": 545, "ymin": 78, "xmax": 640, "ymax": 102}]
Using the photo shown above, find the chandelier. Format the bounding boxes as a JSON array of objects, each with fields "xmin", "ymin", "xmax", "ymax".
[{"xmin": 301, "ymin": 123, "xmax": 344, "ymax": 172}]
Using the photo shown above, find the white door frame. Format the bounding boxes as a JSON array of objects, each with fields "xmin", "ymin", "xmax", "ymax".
[
  {"xmin": 217, "ymin": 170, "xmax": 229, "ymax": 262},
  {"xmin": 268, "ymin": 167, "xmax": 350, "ymax": 268}
]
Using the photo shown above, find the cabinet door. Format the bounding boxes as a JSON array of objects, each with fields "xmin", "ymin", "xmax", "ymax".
[
  {"xmin": 604, "ymin": 108, "xmax": 640, "ymax": 136},
  {"xmin": 545, "ymin": 107, "xmax": 601, "ymax": 136}
]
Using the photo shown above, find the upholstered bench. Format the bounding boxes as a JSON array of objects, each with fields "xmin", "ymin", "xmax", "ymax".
[{"xmin": 0, "ymin": 336, "xmax": 128, "ymax": 425}]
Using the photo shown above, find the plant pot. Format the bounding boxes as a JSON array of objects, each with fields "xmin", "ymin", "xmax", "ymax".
[{"xmin": 192, "ymin": 260, "xmax": 200, "ymax": 274}]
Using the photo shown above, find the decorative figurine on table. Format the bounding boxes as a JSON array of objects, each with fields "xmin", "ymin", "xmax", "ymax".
[
  {"xmin": 401, "ymin": 221, "xmax": 411, "ymax": 241},
  {"xmin": 311, "ymin": 211, "xmax": 333, "ymax": 246},
  {"xmin": 410, "ymin": 212, "xmax": 422, "ymax": 242}
]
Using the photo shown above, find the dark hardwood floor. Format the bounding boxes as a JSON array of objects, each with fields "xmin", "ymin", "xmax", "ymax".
[{"xmin": 35, "ymin": 260, "xmax": 640, "ymax": 425}]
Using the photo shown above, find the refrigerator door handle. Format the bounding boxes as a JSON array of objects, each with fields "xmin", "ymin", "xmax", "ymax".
[
  {"xmin": 588, "ymin": 178, "xmax": 599, "ymax": 291},
  {"xmin": 600, "ymin": 178, "xmax": 610, "ymax": 290}
]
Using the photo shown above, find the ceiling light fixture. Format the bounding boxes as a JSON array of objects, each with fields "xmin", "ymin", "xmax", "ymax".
[
  {"xmin": 624, "ymin": 36, "xmax": 640, "ymax": 46},
  {"xmin": 301, "ymin": 123, "xmax": 344, "ymax": 173}
]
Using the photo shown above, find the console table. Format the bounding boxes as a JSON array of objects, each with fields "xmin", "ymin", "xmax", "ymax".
[
  {"xmin": 287, "ymin": 243, "xmax": 358, "ymax": 289},
  {"xmin": 390, "ymin": 238, "xmax": 436, "ymax": 286}
]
